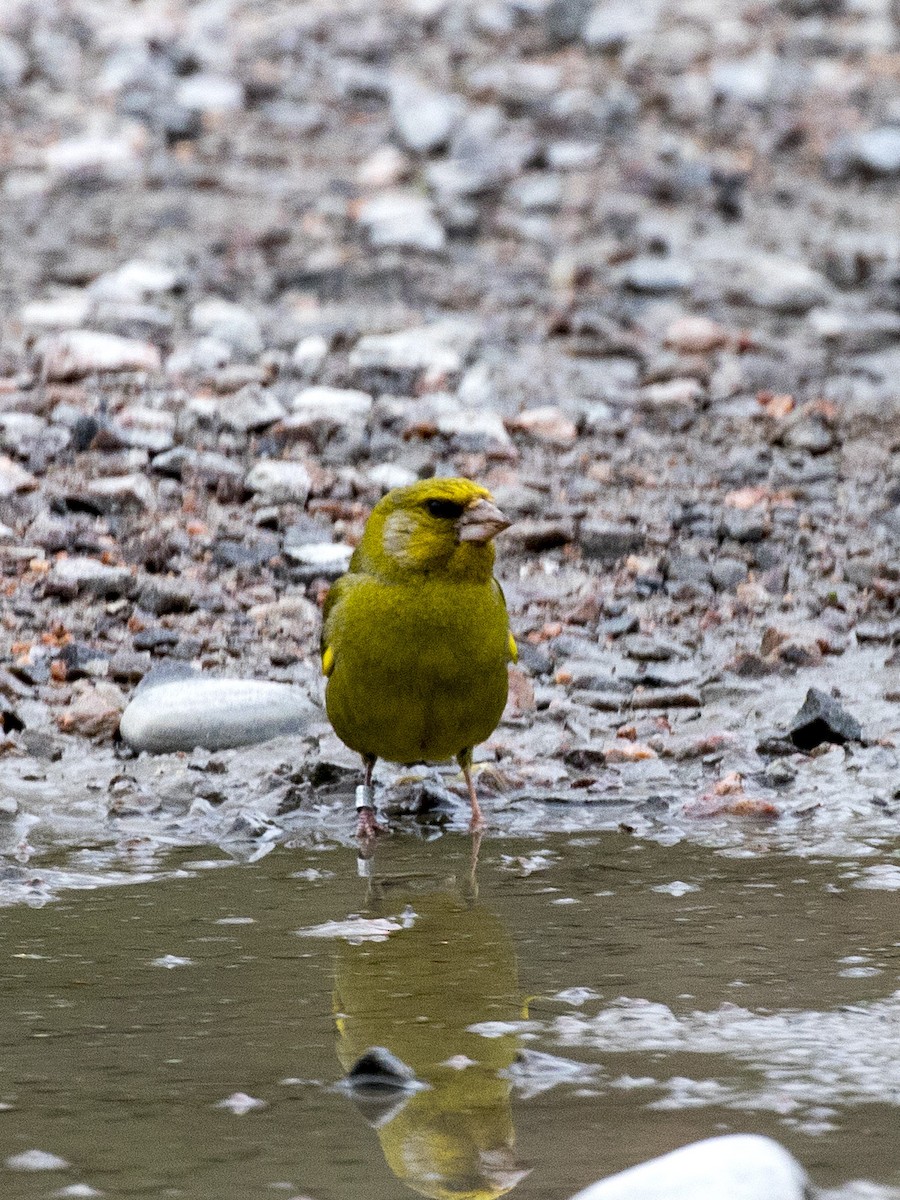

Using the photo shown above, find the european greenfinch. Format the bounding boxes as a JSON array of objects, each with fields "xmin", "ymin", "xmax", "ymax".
[{"xmin": 321, "ymin": 478, "xmax": 516, "ymax": 837}]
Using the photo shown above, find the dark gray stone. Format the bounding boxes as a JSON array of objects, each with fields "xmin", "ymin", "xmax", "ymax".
[
  {"xmin": 345, "ymin": 1047, "xmax": 419, "ymax": 1092},
  {"xmin": 579, "ymin": 521, "xmax": 643, "ymax": 561},
  {"xmin": 711, "ymin": 558, "xmax": 749, "ymax": 590},
  {"xmin": 788, "ymin": 687, "xmax": 862, "ymax": 751}
]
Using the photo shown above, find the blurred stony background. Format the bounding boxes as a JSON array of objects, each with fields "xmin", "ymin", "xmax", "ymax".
[{"xmin": 1, "ymin": 0, "xmax": 900, "ymax": 850}]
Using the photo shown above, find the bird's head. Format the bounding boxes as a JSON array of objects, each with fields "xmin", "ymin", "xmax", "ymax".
[{"xmin": 353, "ymin": 478, "xmax": 511, "ymax": 581}]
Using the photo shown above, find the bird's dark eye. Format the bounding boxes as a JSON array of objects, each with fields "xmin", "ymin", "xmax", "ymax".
[{"xmin": 425, "ymin": 498, "xmax": 465, "ymax": 519}]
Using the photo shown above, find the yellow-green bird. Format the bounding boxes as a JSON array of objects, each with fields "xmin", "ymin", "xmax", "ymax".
[{"xmin": 321, "ymin": 477, "xmax": 516, "ymax": 837}]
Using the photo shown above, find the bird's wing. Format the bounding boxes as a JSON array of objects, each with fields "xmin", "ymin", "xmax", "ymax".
[
  {"xmin": 320, "ymin": 572, "xmax": 357, "ymax": 676},
  {"xmin": 493, "ymin": 578, "xmax": 518, "ymax": 663}
]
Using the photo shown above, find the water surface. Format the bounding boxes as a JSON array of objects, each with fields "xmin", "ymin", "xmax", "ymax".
[{"xmin": 2, "ymin": 831, "xmax": 900, "ymax": 1198}]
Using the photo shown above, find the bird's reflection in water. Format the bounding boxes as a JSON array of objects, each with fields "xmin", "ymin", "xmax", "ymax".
[{"xmin": 334, "ymin": 835, "xmax": 529, "ymax": 1200}]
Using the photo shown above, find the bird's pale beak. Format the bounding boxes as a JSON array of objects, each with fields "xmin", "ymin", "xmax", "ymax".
[{"xmin": 457, "ymin": 498, "xmax": 511, "ymax": 544}]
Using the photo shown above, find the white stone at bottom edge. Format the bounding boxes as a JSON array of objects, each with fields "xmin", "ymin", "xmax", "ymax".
[{"xmin": 568, "ymin": 1134, "xmax": 810, "ymax": 1200}]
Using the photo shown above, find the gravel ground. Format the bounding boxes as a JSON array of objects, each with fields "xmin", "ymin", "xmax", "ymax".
[{"xmin": 2, "ymin": 0, "xmax": 900, "ymax": 892}]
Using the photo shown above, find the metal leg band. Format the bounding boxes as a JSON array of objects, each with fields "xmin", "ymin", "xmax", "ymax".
[{"xmin": 355, "ymin": 784, "xmax": 376, "ymax": 811}]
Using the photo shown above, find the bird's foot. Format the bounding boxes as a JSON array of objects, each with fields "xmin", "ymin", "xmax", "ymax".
[{"xmin": 356, "ymin": 806, "xmax": 386, "ymax": 840}]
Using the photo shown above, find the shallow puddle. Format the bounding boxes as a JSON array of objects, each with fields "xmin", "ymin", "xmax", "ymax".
[{"xmin": 2, "ymin": 830, "xmax": 900, "ymax": 1198}]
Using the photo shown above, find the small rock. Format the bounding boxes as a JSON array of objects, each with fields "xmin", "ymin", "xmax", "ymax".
[
  {"xmin": 176, "ymin": 74, "xmax": 244, "ymax": 113},
  {"xmin": 509, "ymin": 406, "xmax": 577, "ymax": 446},
  {"xmin": 244, "ymin": 460, "xmax": 311, "ymax": 504},
  {"xmin": 788, "ymin": 687, "xmax": 862, "ymax": 751},
  {"xmin": 582, "ymin": 1, "xmax": 659, "ymax": 51},
  {"xmin": 579, "ymin": 522, "xmax": 642, "ymax": 561},
  {"xmin": 665, "ymin": 554, "xmax": 710, "ymax": 585},
  {"xmin": 546, "ymin": 141, "xmax": 599, "ymax": 170},
  {"xmin": 390, "ymin": 79, "xmax": 463, "ymax": 153},
  {"xmin": 435, "ymin": 407, "xmax": 513, "ymax": 449},
  {"xmin": 0, "ymin": 455, "xmax": 37, "ymax": 499},
  {"xmin": 368, "ymin": 463, "xmax": 418, "ymax": 491},
  {"xmin": 290, "ymin": 386, "xmax": 373, "ymax": 433},
  {"xmin": 167, "ymin": 336, "xmax": 232, "ymax": 375},
  {"xmin": 720, "ymin": 509, "xmax": 768, "ymax": 543},
  {"xmin": 602, "ymin": 611, "xmax": 639, "ymax": 637},
  {"xmin": 349, "ymin": 322, "xmax": 468, "ymax": 376},
  {"xmin": 829, "ymin": 127, "xmax": 900, "ymax": 177},
  {"xmin": 621, "ymin": 635, "xmax": 682, "ymax": 662},
  {"xmin": 356, "ymin": 190, "xmax": 446, "ymax": 251},
  {"xmin": 345, "ymin": 1047, "xmax": 420, "ymax": 1092},
  {"xmin": 711, "ymin": 53, "xmax": 777, "ymax": 106},
  {"xmin": 137, "ymin": 577, "xmax": 197, "ymax": 616},
  {"xmin": 640, "ymin": 378, "xmax": 704, "ymax": 409},
  {"xmin": 214, "ymin": 1092, "xmax": 266, "ymax": 1114},
  {"xmin": 620, "ymin": 257, "xmax": 695, "ymax": 294},
  {"xmin": 292, "ymin": 333, "xmax": 331, "ymax": 372},
  {"xmin": 116, "ymin": 406, "xmax": 176, "ymax": 453},
  {"xmin": 731, "ymin": 256, "xmax": 831, "ymax": 314},
  {"xmin": 6, "ymin": 1150, "xmax": 71, "ymax": 1172},
  {"xmin": 284, "ymin": 542, "xmax": 353, "ymax": 580},
  {"xmin": 603, "ymin": 741, "xmax": 657, "ymax": 763},
  {"xmin": 710, "ymin": 557, "xmax": 749, "ymax": 590},
  {"xmin": 46, "ymin": 557, "xmax": 133, "ymax": 598},
  {"xmin": 569, "ymin": 1133, "xmax": 808, "ymax": 1200},
  {"xmin": 508, "ymin": 173, "xmax": 563, "ymax": 211},
  {"xmin": 780, "ymin": 416, "xmax": 834, "ymax": 454},
  {"xmin": 808, "ymin": 308, "xmax": 900, "ymax": 353},
  {"xmin": 505, "ymin": 666, "xmax": 536, "ymax": 718},
  {"xmin": 108, "ymin": 651, "xmax": 152, "ymax": 683},
  {"xmin": 664, "ymin": 316, "xmax": 729, "ymax": 354},
  {"xmin": 40, "ymin": 330, "xmax": 161, "ymax": 380},
  {"xmin": 119, "ymin": 677, "xmax": 318, "ymax": 753},
  {"xmin": 217, "ymin": 385, "xmax": 286, "ymax": 433},
  {"xmin": 57, "ymin": 681, "xmax": 127, "ymax": 740},
  {"xmin": 88, "ymin": 260, "xmax": 180, "ymax": 303},
  {"xmin": 357, "ymin": 144, "xmax": 409, "ymax": 188},
  {"xmin": 21, "ymin": 295, "xmax": 92, "ymax": 329},
  {"xmin": 86, "ymin": 473, "xmax": 155, "ymax": 511},
  {"xmin": 0, "ymin": 35, "xmax": 28, "ymax": 91},
  {"xmin": 506, "ymin": 518, "xmax": 573, "ymax": 551},
  {"xmin": 190, "ymin": 299, "xmax": 262, "ymax": 357},
  {"xmin": 545, "ymin": 0, "xmax": 594, "ymax": 45},
  {"xmin": 45, "ymin": 134, "xmax": 140, "ymax": 181}
]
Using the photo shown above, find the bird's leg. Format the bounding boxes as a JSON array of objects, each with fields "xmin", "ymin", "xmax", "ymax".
[
  {"xmin": 356, "ymin": 755, "xmax": 385, "ymax": 840},
  {"xmin": 459, "ymin": 750, "xmax": 485, "ymax": 832}
]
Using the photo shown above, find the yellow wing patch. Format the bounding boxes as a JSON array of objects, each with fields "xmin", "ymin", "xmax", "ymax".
[
  {"xmin": 322, "ymin": 645, "xmax": 335, "ymax": 677},
  {"xmin": 508, "ymin": 632, "xmax": 518, "ymax": 663}
]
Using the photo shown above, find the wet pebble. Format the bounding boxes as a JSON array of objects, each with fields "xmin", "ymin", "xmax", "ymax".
[
  {"xmin": 349, "ymin": 322, "xmax": 469, "ymax": 376},
  {"xmin": 0, "ymin": 455, "xmax": 37, "ymax": 499},
  {"xmin": 217, "ymin": 385, "xmax": 286, "ymax": 434},
  {"xmin": 244, "ymin": 460, "xmax": 311, "ymax": 504},
  {"xmin": 619, "ymin": 257, "xmax": 695, "ymax": 295},
  {"xmin": 789, "ymin": 688, "xmax": 863, "ymax": 751},
  {"xmin": 828, "ymin": 127, "xmax": 900, "ymax": 177},
  {"xmin": 390, "ymin": 79, "xmax": 463, "ymax": 153},
  {"xmin": 568, "ymin": 1133, "xmax": 808, "ymax": 1200},
  {"xmin": 56, "ymin": 681, "xmax": 127, "ymax": 740},
  {"xmin": 46, "ymin": 557, "xmax": 133, "ymax": 599},
  {"xmin": 86, "ymin": 473, "xmax": 155, "ymax": 512},
  {"xmin": 6, "ymin": 1150, "xmax": 71, "ymax": 1172},
  {"xmin": 289, "ymin": 386, "xmax": 373, "ymax": 435},
  {"xmin": 40, "ymin": 330, "xmax": 161, "ymax": 380},
  {"xmin": 119, "ymin": 677, "xmax": 318, "ymax": 753},
  {"xmin": 356, "ymin": 191, "xmax": 446, "ymax": 252}
]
